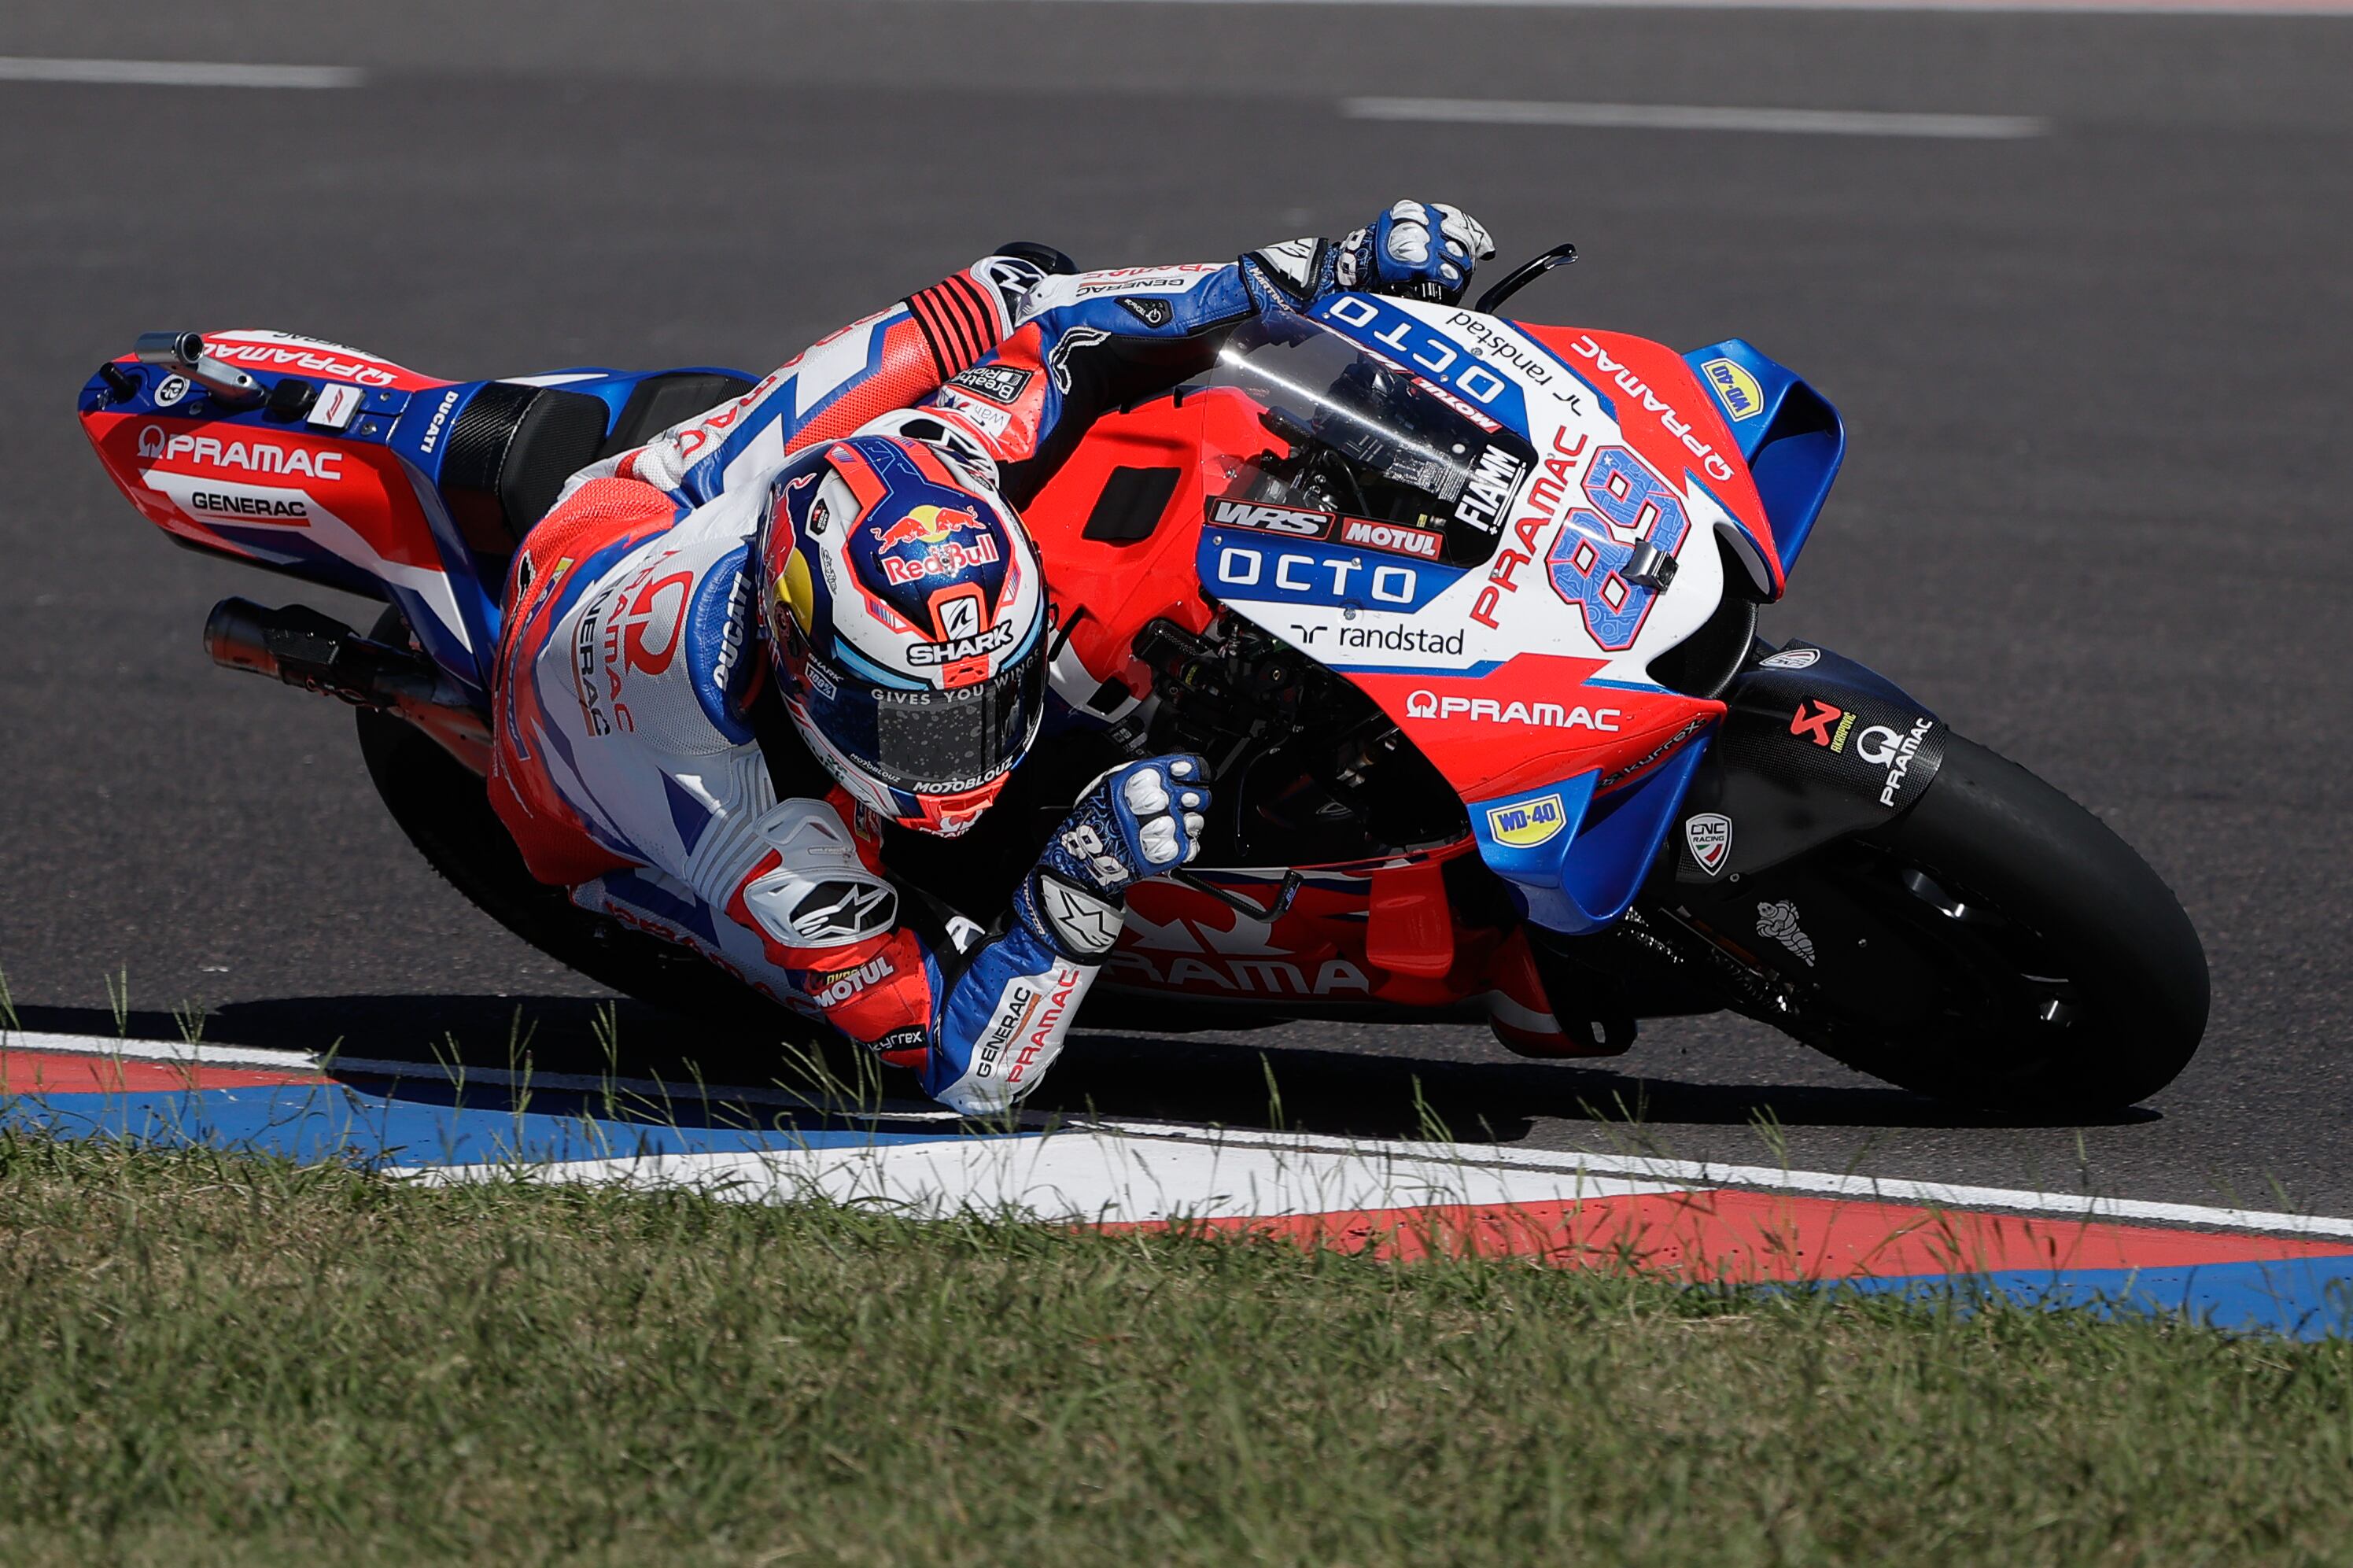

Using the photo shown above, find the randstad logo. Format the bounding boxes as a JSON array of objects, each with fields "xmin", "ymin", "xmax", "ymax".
[
  {"xmin": 1485, "ymin": 794, "xmax": 1568, "ymax": 849},
  {"xmin": 1701, "ymin": 358, "xmax": 1765, "ymax": 422}
]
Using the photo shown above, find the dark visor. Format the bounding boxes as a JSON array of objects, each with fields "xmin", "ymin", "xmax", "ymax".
[{"xmin": 802, "ymin": 641, "xmax": 1047, "ymax": 795}]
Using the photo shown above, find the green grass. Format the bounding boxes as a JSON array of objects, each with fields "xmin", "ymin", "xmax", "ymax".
[{"xmin": 2, "ymin": 1133, "xmax": 2351, "ymax": 1566}]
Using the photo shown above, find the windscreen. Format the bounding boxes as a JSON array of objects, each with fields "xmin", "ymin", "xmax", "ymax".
[{"xmin": 1196, "ymin": 316, "xmax": 1536, "ymax": 567}]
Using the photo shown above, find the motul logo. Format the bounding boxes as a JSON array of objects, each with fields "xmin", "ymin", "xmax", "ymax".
[{"xmin": 1339, "ymin": 518, "xmax": 1441, "ymax": 559}]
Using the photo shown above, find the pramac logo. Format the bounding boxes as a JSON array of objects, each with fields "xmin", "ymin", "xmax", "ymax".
[
  {"xmin": 1403, "ymin": 689, "xmax": 1621, "ymax": 732},
  {"xmin": 138, "ymin": 427, "xmax": 345, "ymax": 481}
]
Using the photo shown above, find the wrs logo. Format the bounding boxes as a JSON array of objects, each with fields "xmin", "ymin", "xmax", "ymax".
[{"xmin": 1790, "ymin": 699, "xmax": 1857, "ymax": 753}]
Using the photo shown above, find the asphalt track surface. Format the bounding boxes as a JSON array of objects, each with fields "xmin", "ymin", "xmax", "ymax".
[{"xmin": 3, "ymin": 2, "xmax": 2349, "ymax": 1212}]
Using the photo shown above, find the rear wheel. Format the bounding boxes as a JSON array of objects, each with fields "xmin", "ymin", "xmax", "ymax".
[{"xmin": 1676, "ymin": 734, "xmax": 2207, "ymax": 1110}]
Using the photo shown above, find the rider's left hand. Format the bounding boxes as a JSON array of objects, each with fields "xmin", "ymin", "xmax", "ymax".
[{"xmin": 1336, "ymin": 201, "xmax": 1496, "ymax": 306}]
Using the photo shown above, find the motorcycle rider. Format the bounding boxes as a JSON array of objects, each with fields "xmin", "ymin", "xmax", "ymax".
[{"xmin": 489, "ymin": 202, "xmax": 1499, "ymax": 1113}]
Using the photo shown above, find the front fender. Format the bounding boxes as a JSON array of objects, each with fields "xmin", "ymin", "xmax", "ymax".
[{"xmin": 1669, "ymin": 644, "xmax": 1946, "ymax": 882}]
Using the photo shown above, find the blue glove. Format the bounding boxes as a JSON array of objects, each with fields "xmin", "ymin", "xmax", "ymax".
[
  {"xmin": 1016, "ymin": 754, "xmax": 1211, "ymax": 960},
  {"xmin": 1336, "ymin": 201, "xmax": 1496, "ymax": 305}
]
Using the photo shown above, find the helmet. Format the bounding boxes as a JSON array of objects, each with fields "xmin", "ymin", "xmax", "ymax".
[{"xmin": 758, "ymin": 428, "xmax": 1048, "ymax": 837}]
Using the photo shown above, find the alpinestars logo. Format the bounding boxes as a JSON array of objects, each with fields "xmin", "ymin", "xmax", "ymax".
[
  {"xmin": 790, "ymin": 880, "xmax": 898, "ymax": 942},
  {"xmin": 1038, "ymin": 876, "xmax": 1122, "ymax": 956}
]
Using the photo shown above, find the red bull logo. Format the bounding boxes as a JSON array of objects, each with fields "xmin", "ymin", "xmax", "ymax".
[
  {"xmin": 876, "ymin": 504, "xmax": 1001, "ymax": 586},
  {"xmin": 874, "ymin": 503, "xmax": 982, "ymax": 548}
]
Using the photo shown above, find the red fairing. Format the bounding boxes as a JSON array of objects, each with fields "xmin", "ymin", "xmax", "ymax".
[
  {"xmin": 80, "ymin": 405, "xmax": 449, "ymax": 576},
  {"xmin": 1012, "ymin": 390, "xmax": 1248, "ymax": 704},
  {"xmin": 197, "ymin": 331, "xmax": 444, "ymax": 393},
  {"xmin": 1521, "ymin": 325, "xmax": 1783, "ymax": 598},
  {"xmin": 1348, "ymin": 652, "xmax": 1724, "ymax": 807}
]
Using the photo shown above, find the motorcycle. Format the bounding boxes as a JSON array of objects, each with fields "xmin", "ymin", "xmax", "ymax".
[{"xmin": 75, "ymin": 249, "xmax": 2209, "ymax": 1109}]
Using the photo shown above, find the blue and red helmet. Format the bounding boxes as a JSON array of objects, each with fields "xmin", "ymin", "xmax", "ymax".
[{"xmin": 758, "ymin": 428, "xmax": 1048, "ymax": 837}]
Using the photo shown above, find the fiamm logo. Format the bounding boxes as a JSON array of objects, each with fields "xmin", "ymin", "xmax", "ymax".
[
  {"xmin": 1485, "ymin": 793, "xmax": 1569, "ymax": 849},
  {"xmin": 1700, "ymin": 358, "xmax": 1765, "ymax": 422}
]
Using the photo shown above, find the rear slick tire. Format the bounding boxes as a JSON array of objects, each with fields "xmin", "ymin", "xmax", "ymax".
[{"xmin": 1777, "ymin": 734, "xmax": 2209, "ymax": 1112}]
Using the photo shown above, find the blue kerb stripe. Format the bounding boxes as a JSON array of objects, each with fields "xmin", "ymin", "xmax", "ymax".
[
  {"xmin": 1835, "ymin": 1257, "xmax": 2353, "ymax": 1342},
  {"xmin": 3, "ymin": 1081, "xmax": 1010, "ymax": 1170}
]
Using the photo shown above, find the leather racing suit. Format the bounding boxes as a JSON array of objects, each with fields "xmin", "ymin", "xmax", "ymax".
[{"xmin": 489, "ymin": 241, "xmax": 1345, "ymax": 1113}]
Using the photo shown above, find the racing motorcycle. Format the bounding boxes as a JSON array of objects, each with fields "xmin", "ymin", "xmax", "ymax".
[{"xmin": 74, "ymin": 248, "xmax": 2209, "ymax": 1109}]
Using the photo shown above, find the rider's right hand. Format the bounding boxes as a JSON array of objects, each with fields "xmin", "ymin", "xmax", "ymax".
[{"xmin": 1017, "ymin": 754, "xmax": 1210, "ymax": 960}]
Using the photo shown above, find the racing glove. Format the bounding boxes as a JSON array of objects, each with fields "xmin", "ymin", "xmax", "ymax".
[
  {"xmin": 1013, "ymin": 754, "xmax": 1211, "ymax": 962},
  {"xmin": 1336, "ymin": 201, "xmax": 1496, "ymax": 305},
  {"xmin": 1245, "ymin": 201, "xmax": 1497, "ymax": 311}
]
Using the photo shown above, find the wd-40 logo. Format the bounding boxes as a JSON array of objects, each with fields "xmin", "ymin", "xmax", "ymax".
[
  {"xmin": 1700, "ymin": 357, "xmax": 1765, "ymax": 422},
  {"xmin": 1485, "ymin": 793, "xmax": 1569, "ymax": 849}
]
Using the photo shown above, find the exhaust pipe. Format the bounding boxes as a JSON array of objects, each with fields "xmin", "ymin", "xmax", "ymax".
[
  {"xmin": 205, "ymin": 597, "xmax": 492, "ymax": 774},
  {"xmin": 135, "ymin": 330, "xmax": 264, "ymax": 406}
]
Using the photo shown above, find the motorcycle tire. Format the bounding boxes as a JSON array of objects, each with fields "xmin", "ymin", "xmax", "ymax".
[{"xmin": 1705, "ymin": 734, "xmax": 2208, "ymax": 1111}]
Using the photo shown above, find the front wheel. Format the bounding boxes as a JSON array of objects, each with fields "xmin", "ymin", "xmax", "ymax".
[{"xmin": 1674, "ymin": 734, "xmax": 2208, "ymax": 1111}]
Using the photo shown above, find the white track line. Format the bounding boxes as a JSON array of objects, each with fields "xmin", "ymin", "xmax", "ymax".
[
  {"xmin": 0, "ymin": 57, "xmax": 364, "ymax": 90},
  {"xmin": 13, "ymin": 1031, "xmax": 2351, "ymax": 1238},
  {"xmin": 394, "ymin": 1132, "xmax": 1685, "ymax": 1227},
  {"xmin": 970, "ymin": 0, "xmax": 2353, "ymax": 13},
  {"xmin": 1345, "ymin": 97, "xmax": 2049, "ymax": 138}
]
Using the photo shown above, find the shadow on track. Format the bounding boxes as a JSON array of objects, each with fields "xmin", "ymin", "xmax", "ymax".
[{"xmin": 10, "ymin": 993, "xmax": 2158, "ymax": 1142}]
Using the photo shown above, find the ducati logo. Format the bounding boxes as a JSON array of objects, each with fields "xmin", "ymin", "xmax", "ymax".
[{"xmin": 1684, "ymin": 813, "xmax": 1732, "ymax": 877}]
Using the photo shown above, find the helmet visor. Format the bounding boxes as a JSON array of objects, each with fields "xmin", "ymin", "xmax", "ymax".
[{"xmin": 801, "ymin": 638, "xmax": 1048, "ymax": 795}]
